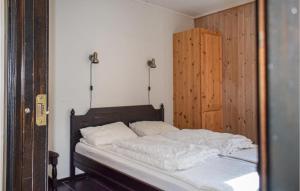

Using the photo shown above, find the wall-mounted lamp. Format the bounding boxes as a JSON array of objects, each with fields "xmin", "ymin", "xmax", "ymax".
[
  {"xmin": 89, "ymin": 51, "xmax": 99, "ymax": 108},
  {"xmin": 89, "ymin": 52, "xmax": 99, "ymax": 64},
  {"xmin": 147, "ymin": 58, "xmax": 157, "ymax": 104}
]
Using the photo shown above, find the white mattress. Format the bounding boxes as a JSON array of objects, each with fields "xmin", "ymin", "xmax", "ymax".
[{"xmin": 76, "ymin": 143, "xmax": 259, "ymax": 191}]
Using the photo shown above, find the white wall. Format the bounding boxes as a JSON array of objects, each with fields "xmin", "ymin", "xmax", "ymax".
[{"xmin": 49, "ymin": 0, "xmax": 194, "ymax": 178}]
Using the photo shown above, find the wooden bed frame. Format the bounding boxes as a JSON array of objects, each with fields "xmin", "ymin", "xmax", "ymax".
[{"xmin": 70, "ymin": 104, "xmax": 164, "ymax": 191}]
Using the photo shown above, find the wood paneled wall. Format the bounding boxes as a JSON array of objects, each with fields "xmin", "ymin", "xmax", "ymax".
[{"xmin": 194, "ymin": 2, "xmax": 257, "ymax": 142}]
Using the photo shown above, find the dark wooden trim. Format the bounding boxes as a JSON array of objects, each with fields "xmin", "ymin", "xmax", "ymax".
[
  {"xmin": 6, "ymin": 0, "xmax": 25, "ymax": 189},
  {"xmin": 57, "ymin": 173, "xmax": 88, "ymax": 183},
  {"xmin": 49, "ymin": 151, "xmax": 59, "ymax": 190},
  {"xmin": 6, "ymin": 0, "xmax": 49, "ymax": 190},
  {"xmin": 70, "ymin": 104, "xmax": 164, "ymax": 190},
  {"xmin": 32, "ymin": 0, "xmax": 49, "ymax": 190},
  {"xmin": 74, "ymin": 153, "xmax": 161, "ymax": 191}
]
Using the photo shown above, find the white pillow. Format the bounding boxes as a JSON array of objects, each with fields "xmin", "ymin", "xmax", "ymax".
[
  {"xmin": 129, "ymin": 121, "xmax": 179, "ymax": 136},
  {"xmin": 80, "ymin": 122, "xmax": 138, "ymax": 146}
]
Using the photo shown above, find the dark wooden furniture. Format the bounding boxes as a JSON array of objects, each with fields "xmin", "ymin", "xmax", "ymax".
[
  {"xmin": 56, "ymin": 174, "xmax": 113, "ymax": 191},
  {"xmin": 49, "ymin": 151, "xmax": 59, "ymax": 190},
  {"xmin": 70, "ymin": 104, "xmax": 164, "ymax": 191},
  {"xmin": 6, "ymin": 0, "xmax": 49, "ymax": 190}
]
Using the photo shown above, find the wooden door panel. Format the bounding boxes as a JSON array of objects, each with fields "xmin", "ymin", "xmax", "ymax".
[
  {"xmin": 173, "ymin": 29, "xmax": 201, "ymax": 129},
  {"xmin": 202, "ymin": 110, "xmax": 223, "ymax": 132},
  {"xmin": 32, "ymin": 0, "xmax": 49, "ymax": 190},
  {"xmin": 201, "ymin": 33, "xmax": 222, "ymax": 112},
  {"xmin": 174, "ymin": 29, "xmax": 222, "ymax": 130},
  {"xmin": 7, "ymin": 0, "xmax": 49, "ymax": 190},
  {"xmin": 191, "ymin": 29, "xmax": 202, "ymax": 129}
]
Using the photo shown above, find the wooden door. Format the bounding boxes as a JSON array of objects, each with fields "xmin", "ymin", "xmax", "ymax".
[
  {"xmin": 173, "ymin": 29, "xmax": 201, "ymax": 129},
  {"xmin": 200, "ymin": 32, "xmax": 223, "ymax": 132},
  {"xmin": 7, "ymin": 0, "xmax": 49, "ymax": 190}
]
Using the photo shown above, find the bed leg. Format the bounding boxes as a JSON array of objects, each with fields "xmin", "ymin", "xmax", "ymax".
[{"xmin": 70, "ymin": 163, "xmax": 75, "ymax": 177}]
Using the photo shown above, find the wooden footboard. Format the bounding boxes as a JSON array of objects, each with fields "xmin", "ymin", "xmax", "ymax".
[{"xmin": 73, "ymin": 152, "xmax": 161, "ymax": 191}]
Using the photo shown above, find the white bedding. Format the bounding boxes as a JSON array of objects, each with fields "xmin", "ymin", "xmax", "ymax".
[
  {"xmin": 162, "ymin": 129, "xmax": 255, "ymax": 155},
  {"xmin": 80, "ymin": 122, "xmax": 138, "ymax": 146},
  {"xmin": 112, "ymin": 135, "xmax": 219, "ymax": 170},
  {"xmin": 76, "ymin": 142, "xmax": 259, "ymax": 191},
  {"xmin": 223, "ymin": 147, "xmax": 258, "ymax": 164}
]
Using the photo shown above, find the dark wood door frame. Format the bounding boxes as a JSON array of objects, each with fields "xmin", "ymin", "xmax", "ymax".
[
  {"xmin": 6, "ymin": 0, "xmax": 49, "ymax": 190},
  {"xmin": 5, "ymin": 0, "xmax": 298, "ymax": 191},
  {"xmin": 258, "ymin": 0, "xmax": 299, "ymax": 190}
]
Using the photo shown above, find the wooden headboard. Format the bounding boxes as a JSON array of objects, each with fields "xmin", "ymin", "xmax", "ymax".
[{"xmin": 70, "ymin": 104, "xmax": 164, "ymax": 176}]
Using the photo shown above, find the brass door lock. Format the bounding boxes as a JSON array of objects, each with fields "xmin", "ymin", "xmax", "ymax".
[{"xmin": 36, "ymin": 94, "xmax": 47, "ymax": 126}]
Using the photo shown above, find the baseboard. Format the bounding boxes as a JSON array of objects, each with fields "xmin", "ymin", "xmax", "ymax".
[{"xmin": 57, "ymin": 173, "xmax": 88, "ymax": 183}]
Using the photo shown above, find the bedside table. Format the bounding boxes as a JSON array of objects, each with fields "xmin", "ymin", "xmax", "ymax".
[{"xmin": 49, "ymin": 151, "xmax": 59, "ymax": 191}]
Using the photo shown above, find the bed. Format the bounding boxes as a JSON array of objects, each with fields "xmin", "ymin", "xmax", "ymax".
[
  {"xmin": 70, "ymin": 105, "xmax": 259, "ymax": 191},
  {"xmin": 70, "ymin": 104, "xmax": 165, "ymax": 190}
]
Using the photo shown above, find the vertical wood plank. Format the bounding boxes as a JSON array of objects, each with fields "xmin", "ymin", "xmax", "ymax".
[
  {"xmin": 22, "ymin": 0, "xmax": 34, "ymax": 189},
  {"xmin": 173, "ymin": 34, "xmax": 179, "ymax": 127},
  {"xmin": 201, "ymin": 31, "xmax": 223, "ymax": 131},
  {"xmin": 195, "ymin": 2, "xmax": 257, "ymax": 142},
  {"xmin": 33, "ymin": 0, "xmax": 49, "ymax": 190},
  {"xmin": 192, "ymin": 29, "xmax": 202, "ymax": 128},
  {"xmin": 237, "ymin": 5, "xmax": 246, "ymax": 136}
]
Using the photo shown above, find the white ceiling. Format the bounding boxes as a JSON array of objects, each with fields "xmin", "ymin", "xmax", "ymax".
[{"xmin": 140, "ymin": 0, "xmax": 254, "ymax": 18}]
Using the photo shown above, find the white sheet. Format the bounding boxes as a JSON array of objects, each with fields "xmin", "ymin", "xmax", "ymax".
[
  {"xmin": 112, "ymin": 135, "xmax": 219, "ymax": 170},
  {"xmin": 223, "ymin": 147, "xmax": 258, "ymax": 164},
  {"xmin": 162, "ymin": 129, "xmax": 255, "ymax": 155},
  {"xmin": 76, "ymin": 142, "xmax": 259, "ymax": 191}
]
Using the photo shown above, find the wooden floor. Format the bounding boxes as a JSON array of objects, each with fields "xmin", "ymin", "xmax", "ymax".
[{"xmin": 49, "ymin": 175, "xmax": 114, "ymax": 191}]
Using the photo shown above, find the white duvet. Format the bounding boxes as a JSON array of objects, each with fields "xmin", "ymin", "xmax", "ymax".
[
  {"xmin": 172, "ymin": 157, "xmax": 259, "ymax": 191},
  {"xmin": 162, "ymin": 129, "xmax": 255, "ymax": 155},
  {"xmin": 112, "ymin": 135, "xmax": 219, "ymax": 171},
  {"xmin": 77, "ymin": 143, "xmax": 259, "ymax": 191}
]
